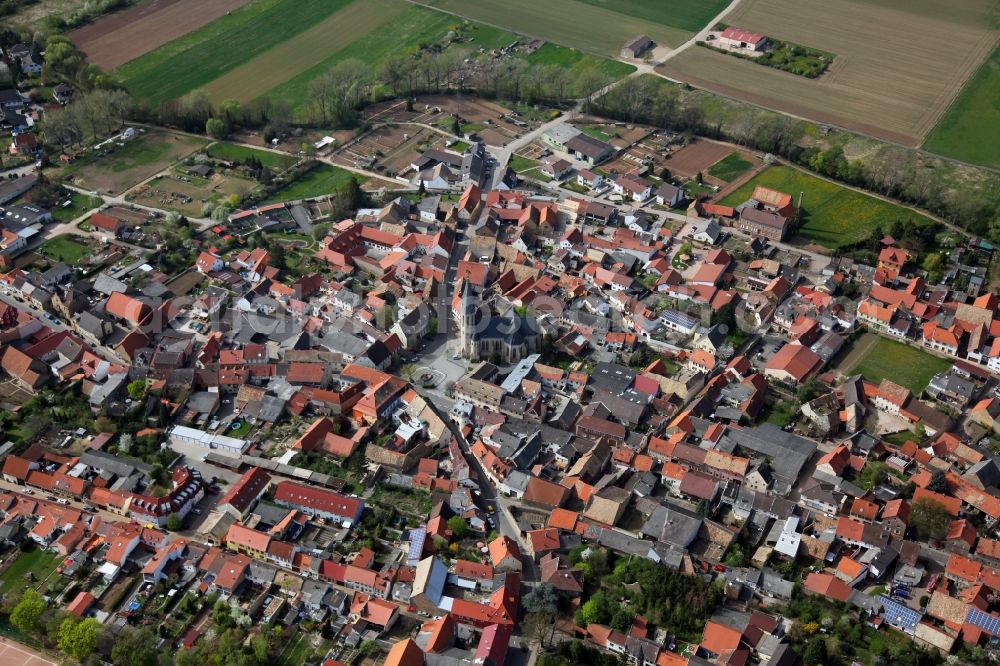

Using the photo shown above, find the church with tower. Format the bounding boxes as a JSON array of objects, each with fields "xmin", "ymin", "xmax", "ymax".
[{"xmin": 453, "ymin": 280, "xmax": 541, "ymax": 364}]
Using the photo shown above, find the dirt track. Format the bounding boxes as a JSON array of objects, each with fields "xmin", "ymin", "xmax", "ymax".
[{"xmin": 69, "ymin": 0, "xmax": 250, "ymax": 70}]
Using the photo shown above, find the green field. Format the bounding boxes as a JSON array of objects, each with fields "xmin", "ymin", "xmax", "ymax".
[
  {"xmin": 526, "ymin": 43, "xmax": 636, "ymax": 84},
  {"xmin": 114, "ymin": 0, "xmax": 631, "ymax": 119},
  {"xmin": 201, "ymin": 0, "xmax": 407, "ymax": 103},
  {"xmin": 39, "ymin": 235, "xmax": 91, "ymax": 264},
  {"xmin": 116, "ymin": 0, "xmax": 354, "ymax": 105},
  {"xmin": 719, "ymin": 165, "xmax": 934, "ymax": 249},
  {"xmin": 417, "ymin": 0, "xmax": 725, "ymax": 53},
  {"xmin": 848, "ymin": 336, "xmax": 952, "ymax": 394},
  {"xmin": 923, "ymin": 45, "xmax": 1000, "ymax": 169},
  {"xmin": 576, "ymin": 0, "xmax": 732, "ymax": 33},
  {"xmin": 509, "ymin": 155, "xmax": 538, "ymax": 173},
  {"xmin": 263, "ymin": 8, "xmax": 517, "ymax": 114},
  {"xmin": 0, "ymin": 548, "xmax": 62, "ymax": 598},
  {"xmin": 707, "ymin": 152, "xmax": 752, "ymax": 183},
  {"xmin": 34, "ymin": 192, "xmax": 102, "ymax": 223},
  {"xmin": 264, "ymin": 165, "xmax": 362, "ymax": 203},
  {"xmin": 206, "ymin": 143, "xmax": 297, "ymax": 170}
]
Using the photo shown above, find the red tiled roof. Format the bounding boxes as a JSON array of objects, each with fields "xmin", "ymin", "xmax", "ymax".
[
  {"xmin": 272, "ymin": 481, "xmax": 362, "ymax": 522},
  {"xmin": 219, "ymin": 467, "xmax": 271, "ymax": 515},
  {"xmin": 804, "ymin": 572, "xmax": 852, "ymax": 602}
]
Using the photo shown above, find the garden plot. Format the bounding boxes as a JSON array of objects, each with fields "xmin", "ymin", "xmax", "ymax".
[{"xmin": 127, "ymin": 172, "xmax": 255, "ymax": 218}]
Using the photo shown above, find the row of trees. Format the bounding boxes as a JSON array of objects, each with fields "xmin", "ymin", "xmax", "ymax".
[
  {"xmin": 595, "ymin": 75, "xmax": 1000, "ymax": 244},
  {"xmin": 8, "ymin": 588, "xmax": 105, "ymax": 664},
  {"xmin": 41, "ymin": 89, "xmax": 132, "ymax": 150},
  {"xmin": 303, "ymin": 52, "xmax": 615, "ymax": 127},
  {"xmin": 4, "ymin": 585, "xmax": 293, "ymax": 665}
]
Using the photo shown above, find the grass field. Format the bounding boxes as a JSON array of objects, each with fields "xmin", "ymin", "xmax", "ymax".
[
  {"xmin": 206, "ymin": 143, "xmax": 297, "ymax": 170},
  {"xmin": 707, "ymin": 152, "xmax": 752, "ymax": 183},
  {"xmin": 39, "ymin": 235, "xmax": 91, "ymax": 264},
  {"xmin": 0, "ymin": 548, "xmax": 62, "ymax": 598},
  {"xmin": 58, "ymin": 130, "xmax": 208, "ymax": 195},
  {"xmin": 526, "ymin": 43, "xmax": 636, "ymax": 82},
  {"xmin": 923, "ymin": 44, "xmax": 1000, "ymax": 169},
  {"xmin": 573, "ymin": 0, "xmax": 734, "ymax": 33},
  {"xmin": 50, "ymin": 192, "xmax": 102, "ymax": 222},
  {"xmin": 116, "ymin": 0, "xmax": 354, "ymax": 105},
  {"xmin": 659, "ymin": 0, "xmax": 999, "ymax": 145},
  {"xmin": 509, "ymin": 155, "xmax": 538, "ymax": 173},
  {"xmin": 416, "ymin": 0, "xmax": 724, "ymax": 53},
  {"xmin": 718, "ymin": 166, "xmax": 934, "ymax": 249},
  {"xmin": 261, "ymin": 5, "xmax": 470, "ymax": 114},
  {"xmin": 264, "ymin": 165, "xmax": 362, "ymax": 203},
  {"xmin": 848, "ymin": 336, "xmax": 952, "ymax": 394}
]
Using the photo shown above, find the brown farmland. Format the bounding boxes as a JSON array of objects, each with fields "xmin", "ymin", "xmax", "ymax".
[
  {"xmin": 658, "ymin": 0, "xmax": 999, "ymax": 145},
  {"xmin": 663, "ymin": 140, "xmax": 735, "ymax": 179},
  {"xmin": 69, "ymin": 0, "xmax": 250, "ymax": 70}
]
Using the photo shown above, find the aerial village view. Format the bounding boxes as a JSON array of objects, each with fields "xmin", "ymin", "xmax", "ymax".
[{"xmin": 0, "ymin": 0, "xmax": 997, "ymax": 665}]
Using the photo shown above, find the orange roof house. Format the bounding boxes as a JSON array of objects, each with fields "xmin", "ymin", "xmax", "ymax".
[
  {"xmin": 699, "ymin": 620, "xmax": 743, "ymax": 660},
  {"xmin": 763, "ymin": 342, "xmax": 823, "ymax": 383},
  {"xmin": 384, "ymin": 638, "xmax": 423, "ymax": 666},
  {"xmin": 804, "ymin": 572, "xmax": 852, "ymax": 602},
  {"xmin": 488, "ymin": 535, "xmax": 522, "ymax": 572},
  {"xmin": 105, "ymin": 292, "xmax": 151, "ymax": 326}
]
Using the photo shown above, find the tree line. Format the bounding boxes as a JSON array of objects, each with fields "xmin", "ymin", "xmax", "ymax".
[{"xmin": 594, "ymin": 75, "xmax": 1000, "ymax": 245}]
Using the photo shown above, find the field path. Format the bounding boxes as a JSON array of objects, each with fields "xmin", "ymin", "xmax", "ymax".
[{"xmin": 655, "ymin": 0, "xmax": 744, "ymax": 65}]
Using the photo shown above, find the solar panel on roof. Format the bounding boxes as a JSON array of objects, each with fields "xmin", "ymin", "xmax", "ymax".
[
  {"xmin": 877, "ymin": 596, "xmax": 922, "ymax": 633},
  {"xmin": 407, "ymin": 527, "xmax": 426, "ymax": 561},
  {"xmin": 967, "ymin": 608, "xmax": 1000, "ymax": 636}
]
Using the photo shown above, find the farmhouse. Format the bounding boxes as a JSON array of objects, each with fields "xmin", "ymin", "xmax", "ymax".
[
  {"xmin": 565, "ymin": 134, "xmax": 615, "ymax": 165},
  {"xmin": 621, "ymin": 35, "xmax": 655, "ymax": 59},
  {"xmin": 542, "ymin": 124, "xmax": 581, "ymax": 152},
  {"xmin": 718, "ymin": 27, "xmax": 768, "ymax": 52},
  {"xmin": 729, "ymin": 185, "xmax": 796, "ymax": 241}
]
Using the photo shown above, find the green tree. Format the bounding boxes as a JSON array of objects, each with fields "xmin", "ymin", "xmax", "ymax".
[
  {"xmin": 205, "ymin": 117, "xmax": 228, "ymax": 139},
  {"xmin": 447, "ymin": 516, "xmax": 469, "ymax": 539},
  {"xmin": 927, "ymin": 468, "xmax": 948, "ymax": 493},
  {"xmin": 11, "ymin": 589, "xmax": 46, "ymax": 634},
  {"xmin": 910, "ymin": 497, "xmax": 952, "ymax": 539},
  {"xmin": 220, "ymin": 99, "xmax": 242, "ymax": 126},
  {"xmin": 58, "ymin": 616, "xmax": 102, "ymax": 662},
  {"xmin": 724, "ymin": 544, "xmax": 748, "ymax": 568},
  {"xmin": 127, "ymin": 380, "xmax": 147, "ymax": 401},
  {"xmin": 111, "ymin": 626, "xmax": 161, "ymax": 666},
  {"xmin": 611, "ymin": 605, "xmax": 633, "ymax": 632},
  {"xmin": 165, "ymin": 513, "xmax": 182, "ymax": 531},
  {"xmin": 579, "ymin": 590, "xmax": 611, "ymax": 626},
  {"xmin": 339, "ymin": 176, "xmax": 364, "ymax": 210},
  {"xmin": 523, "ymin": 582, "xmax": 559, "ymax": 613},
  {"xmin": 803, "ymin": 637, "xmax": 828, "ymax": 666},
  {"xmin": 796, "ymin": 377, "xmax": 822, "ymax": 403}
]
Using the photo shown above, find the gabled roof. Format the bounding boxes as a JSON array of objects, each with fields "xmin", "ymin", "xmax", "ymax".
[{"xmin": 804, "ymin": 572, "xmax": 852, "ymax": 602}]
